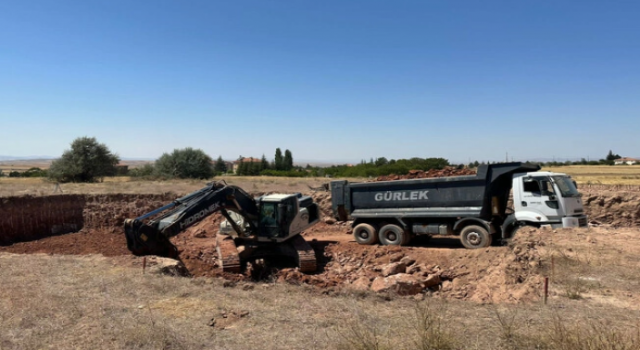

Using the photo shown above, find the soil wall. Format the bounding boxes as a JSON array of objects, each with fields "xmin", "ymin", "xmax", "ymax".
[
  {"xmin": 0, "ymin": 195, "xmax": 85, "ymax": 245},
  {"xmin": 0, "ymin": 194, "xmax": 176, "ymax": 245}
]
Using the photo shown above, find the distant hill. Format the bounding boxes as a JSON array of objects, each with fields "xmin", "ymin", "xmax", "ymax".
[{"xmin": 0, "ymin": 156, "xmax": 55, "ymax": 161}]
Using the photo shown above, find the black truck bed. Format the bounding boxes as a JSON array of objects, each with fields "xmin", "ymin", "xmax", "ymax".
[{"xmin": 331, "ymin": 162, "xmax": 540, "ymax": 221}]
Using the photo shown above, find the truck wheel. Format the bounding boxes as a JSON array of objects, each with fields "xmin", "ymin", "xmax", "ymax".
[
  {"xmin": 460, "ymin": 225, "xmax": 491, "ymax": 249},
  {"xmin": 353, "ymin": 223, "xmax": 379, "ymax": 245},
  {"xmin": 378, "ymin": 224, "xmax": 408, "ymax": 246}
]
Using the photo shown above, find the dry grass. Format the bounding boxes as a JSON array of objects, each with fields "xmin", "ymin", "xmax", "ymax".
[
  {"xmin": 1, "ymin": 252, "xmax": 639, "ymax": 350},
  {"xmin": 542, "ymin": 165, "xmax": 640, "ymax": 185},
  {"xmin": 0, "ymin": 160, "xmax": 151, "ymax": 175},
  {"xmin": 0, "ymin": 176, "xmax": 345, "ymax": 197},
  {"xmin": 2, "ymin": 165, "xmax": 639, "ymax": 198},
  {"xmin": 535, "ymin": 228, "xmax": 640, "ymax": 306}
]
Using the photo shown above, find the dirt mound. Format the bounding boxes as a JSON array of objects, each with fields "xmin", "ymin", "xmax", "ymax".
[
  {"xmin": 376, "ymin": 167, "xmax": 476, "ymax": 181},
  {"xmin": 582, "ymin": 192, "xmax": 640, "ymax": 227},
  {"xmin": 286, "ymin": 230, "xmax": 545, "ymax": 303}
]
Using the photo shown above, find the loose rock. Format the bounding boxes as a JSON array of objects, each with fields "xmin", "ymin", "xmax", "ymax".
[
  {"xmin": 371, "ymin": 274, "xmax": 424, "ymax": 295},
  {"xmin": 350, "ymin": 276, "xmax": 371, "ymax": 291},
  {"xmin": 146, "ymin": 257, "xmax": 190, "ymax": 277},
  {"xmin": 382, "ymin": 262, "xmax": 406, "ymax": 277}
]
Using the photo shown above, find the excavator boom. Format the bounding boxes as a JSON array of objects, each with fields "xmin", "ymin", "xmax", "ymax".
[{"xmin": 123, "ymin": 181, "xmax": 320, "ymax": 273}]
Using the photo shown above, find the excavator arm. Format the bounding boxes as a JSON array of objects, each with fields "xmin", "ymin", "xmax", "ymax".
[{"xmin": 124, "ymin": 181, "xmax": 259, "ymax": 258}]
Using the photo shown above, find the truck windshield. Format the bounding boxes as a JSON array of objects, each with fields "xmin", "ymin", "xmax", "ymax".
[{"xmin": 552, "ymin": 176, "xmax": 580, "ymax": 197}]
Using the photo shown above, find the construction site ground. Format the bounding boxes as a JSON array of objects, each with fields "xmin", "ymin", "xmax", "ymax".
[{"xmin": 1, "ymin": 179, "xmax": 640, "ymax": 349}]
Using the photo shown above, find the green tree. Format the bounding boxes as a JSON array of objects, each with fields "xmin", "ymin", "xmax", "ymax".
[
  {"xmin": 154, "ymin": 147, "xmax": 214, "ymax": 179},
  {"xmin": 606, "ymin": 150, "xmax": 621, "ymax": 161},
  {"xmin": 22, "ymin": 167, "xmax": 47, "ymax": 177},
  {"xmin": 250, "ymin": 161, "xmax": 262, "ymax": 175},
  {"xmin": 375, "ymin": 157, "xmax": 388, "ymax": 167},
  {"xmin": 130, "ymin": 163, "xmax": 155, "ymax": 177},
  {"xmin": 214, "ymin": 156, "xmax": 227, "ymax": 174},
  {"xmin": 260, "ymin": 154, "xmax": 269, "ymax": 171},
  {"xmin": 284, "ymin": 149, "xmax": 293, "ymax": 171},
  {"xmin": 274, "ymin": 148, "xmax": 284, "ymax": 171},
  {"xmin": 48, "ymin": 136, "xmax": 120, "ymax": 183}
]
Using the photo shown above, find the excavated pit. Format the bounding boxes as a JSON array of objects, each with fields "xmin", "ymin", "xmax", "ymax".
[{"xmin": 1, "ymin": 189, "xmax": 638, "ymax": 302}]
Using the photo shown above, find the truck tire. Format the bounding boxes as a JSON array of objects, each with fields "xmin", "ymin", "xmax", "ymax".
[
  {"xmin": 353, "ymin": 223, "xmax": 379, "ymax": 245},
  {"xmin": 378, "ymin": 224, "xmax": 408, "ymax": 246},
  {"xmin": 460, "ymin": 225, "xmax": 491, "ymax": 249}
]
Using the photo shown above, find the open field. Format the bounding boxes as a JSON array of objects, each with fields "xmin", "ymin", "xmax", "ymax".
[
  {"xmin": 1, "ymin": 175, "xmax": 640, "ymax": 349},
  {"xmin": 3, "ymin": 165, "xmax": 640, "ymax": 198},
  {"xmin": 2, "ymin": 226, "xmax": 640, "ymax": 350},
  {"xmin": 542, "ymin": 165, "xmax": 640, "ymax": 185},
  {"xmin": 0, "ymin": 159, "xmax": 152, "ymax": 175},
  {"xmin": 0, "ymin": 176, "xmax": 343, "ymax": 197}
]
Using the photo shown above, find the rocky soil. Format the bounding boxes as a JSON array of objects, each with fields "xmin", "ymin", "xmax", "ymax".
[{"xmin": 1, "ymin": 188, "xmax": 639, "ymax": 303}]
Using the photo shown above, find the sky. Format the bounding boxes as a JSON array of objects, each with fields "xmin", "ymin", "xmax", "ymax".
[{"xmin": 1, "ymin": 1, "xmax": 639, "ymax": 164}]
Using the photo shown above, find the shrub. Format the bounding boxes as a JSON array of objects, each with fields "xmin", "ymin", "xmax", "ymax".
[{"xmin": 154, "ymin": 148, "xmax": 214, "ymax": 179}]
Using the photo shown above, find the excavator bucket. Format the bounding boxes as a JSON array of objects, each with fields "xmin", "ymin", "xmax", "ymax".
[{"xmin": 124, "ymin": 219, "xmax": 178, "ymax": 258}]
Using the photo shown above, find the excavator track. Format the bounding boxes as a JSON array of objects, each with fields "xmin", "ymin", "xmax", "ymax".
[
  {"xmin": 291, "ymin": 235, "xmax": 317, "ymax": 273},
  {"xmin": 216, "ymin": 235, "xmax": 242, "ymax": 274}
]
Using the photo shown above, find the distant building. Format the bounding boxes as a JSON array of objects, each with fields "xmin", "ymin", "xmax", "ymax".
[
  {"xmin": 233, "ymin": 157, "xmax": 262, "ymax": 173},
  {"xmin": 614, "ymin": 157, "xmax": 639, "ymax": 165}
]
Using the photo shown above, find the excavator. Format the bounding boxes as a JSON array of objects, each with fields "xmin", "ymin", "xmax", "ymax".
[{"xmin": 124, "ymin": 181, "xmax": 321, "ymax": 273}]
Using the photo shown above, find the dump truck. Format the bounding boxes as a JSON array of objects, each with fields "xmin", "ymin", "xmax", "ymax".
[{"xmin": 331, "ymin": 162, "xmax": 587, "ymax": 248}]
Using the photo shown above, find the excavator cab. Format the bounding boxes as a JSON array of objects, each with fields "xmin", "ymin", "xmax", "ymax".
[
  {"xmin": 259, "ymin": 202, "xmax": 281, "ymax": 238},
  {"xmin": 256, "ymin": 195, "xmax": 297, "ymax": 240}
]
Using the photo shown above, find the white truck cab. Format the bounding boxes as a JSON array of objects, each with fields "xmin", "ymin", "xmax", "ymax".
[{"xmin": 511, "ymin": 171, "xmax": 587, "ymax": 229}]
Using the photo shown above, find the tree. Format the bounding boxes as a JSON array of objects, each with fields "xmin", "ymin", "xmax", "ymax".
[
  {"xmin": 22, "ymin": 167, "xmax": 47, "ymax": 177},
  {"xmin": 129, "ymin": 163, "xmax": 155, "ymax": 177},
  {"xmin": 274, "ymin": 148, "xmax": 284, "ymax": 171},
  {"xmin": 284, "ymin": 149, "xmax": 293, "ymax": 171},
  {"xmin": 260, "ymin": 154, "xmax": 269, "ymax": 171},
  {"xmin": 48, "ymin": 136, "xmax": 120, "ymax": 183},
  {"xmin": 214, "ymin": 156, "xmax": 227, "ymax": 174},
  {"xmin": 375, "ymin": 157, "xmax": 388, "ymax": 167},
  {"xmin": 603, "ymin": 150, "xmax": 622, "ymax": 165},
  {"xmin": 154, "ymin": 147, "xmax": 214, "ymax": 179},
  {"xmin": 606, "ymin": 150, "xmax": 621, "ymax": 161}
]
